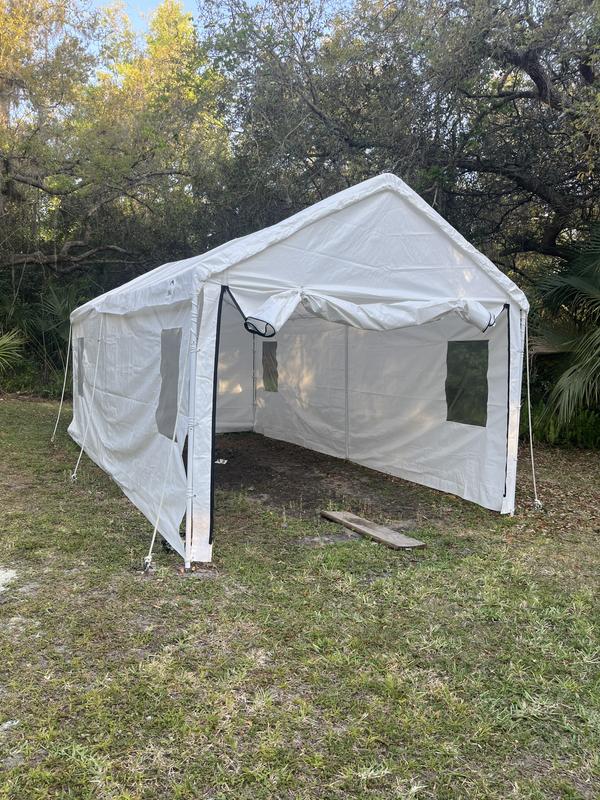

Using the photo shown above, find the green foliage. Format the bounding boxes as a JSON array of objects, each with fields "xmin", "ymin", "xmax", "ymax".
[
  {"xmin": 536, "ymin": 226, "xmax": 600, "ymax": 424},
  {"xmin": 524, "ymin": 401, "xmax": 600, "ymax": 448},
  {"xmin": 202, "ymin": 0, "xmax": 600, "ymax": 270},
  {"xmin": 542, "ymin": 228, "xmax": 600, "ymax": 321},
  {"xmin": 0, "ymin": 277, "xmax": 85, "ymax": 390},
  {"xmin": 0, "ymin": 0, "xmax": 229, "ymax": 278},
  {"xmin": 0, "ymin": 0, "xmax": 231, "ymax": 390},
  {"xmin": 0, "ymin": 329, "xmax": 24, "ymax": 374}
]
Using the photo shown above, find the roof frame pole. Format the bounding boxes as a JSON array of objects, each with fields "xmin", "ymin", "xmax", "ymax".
[
  {"xmin": 184, "ymin": 290, "xmax": 200, "ymax": 570},
  {"xmin": 501, "ymin": 305, "xmax": 526, "ymax": 514}
]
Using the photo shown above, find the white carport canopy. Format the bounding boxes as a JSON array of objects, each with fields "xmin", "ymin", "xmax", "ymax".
[{"xmin": 69, "ymin": 173, "xmax": 528, "ymax": 565}]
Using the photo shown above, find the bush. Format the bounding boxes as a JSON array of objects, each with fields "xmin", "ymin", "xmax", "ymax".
[
  {"xmin": 522, "ymin": 401, "xmax": 600, "ymax": 448},
  {"xmin": 0, "ymin": 360, "xmax": 67, "ymax": 398}
]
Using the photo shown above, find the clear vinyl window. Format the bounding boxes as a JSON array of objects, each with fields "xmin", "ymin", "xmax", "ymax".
[
  {"xmin": 76, "ymin": 337, "xmax": 85, "ymax": 396},
  {"xmin": 156, "ymin": 327, "xmax": 182, "ymax": 438},
  {"xmin": 445, "ymin": 340, "xmax": 489, "ymax": 427},
  {"xmin": 262, "ymin": 340, "xmax": 278, "ymax": 392}
]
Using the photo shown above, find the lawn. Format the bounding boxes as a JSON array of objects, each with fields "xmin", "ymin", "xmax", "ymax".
[{"xmin": 0, "ymin": 397, "xmax": 598, "ymax": 799}]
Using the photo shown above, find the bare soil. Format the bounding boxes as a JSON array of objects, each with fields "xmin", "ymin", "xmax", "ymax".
[{"xmin": 215, "ymin": 431, "xmax": 445, "ymax": 525}]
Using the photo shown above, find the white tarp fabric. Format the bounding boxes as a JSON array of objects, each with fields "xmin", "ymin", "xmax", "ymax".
[
  {"xmin": 229, "ymin": 288, "xmax": 504, "ymax": 334},
  {"xmin": 69, "ymin": 173, "xmax": 528, "ymax": 564},
  {"xmin": 69, "ymin": 303, "xmax": 191, "ymax": 556},
  {"xmin": 252, "ymin": 311, "xmax": 510, "ymax": 511}
]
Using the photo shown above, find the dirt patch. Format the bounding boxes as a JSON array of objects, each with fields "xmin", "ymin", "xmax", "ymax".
[
  {"xmin": 298, "ymin": 532, "xmax": 361, "ymax": 547},
  {"xmin": 0, "ymin": 567, "xmax": 16, "ymax": 594},
  {"xmin": 215, "ymin": 432, "xmax": 445, "ymax": 524},
  {"xmin": 174, "ymin": 567, "xmax": 219, "ymax": 580}
]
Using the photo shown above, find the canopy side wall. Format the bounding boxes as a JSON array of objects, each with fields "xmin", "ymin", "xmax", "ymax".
[
  {"xmin": 346, "ymin": 311, "xmax": 511, "ymax": 512},
  {"xmin": 252, "ymin": 306, "xmax": 516, "ymax": 513},
  {"xmin": 69, "ymin": 302, "xmax": 192, "ymax": 555}
]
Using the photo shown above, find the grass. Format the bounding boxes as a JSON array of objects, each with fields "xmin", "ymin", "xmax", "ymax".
[{"xmin": 0, "ymin": 396, "xmax": 598, "ymax": 799}]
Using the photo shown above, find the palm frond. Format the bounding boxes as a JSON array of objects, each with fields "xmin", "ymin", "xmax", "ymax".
[
  {"xmin": 39, "ymin": 285, "xmax": 75, "ymax": 337},
  {"xmin": 541, "ymin": 273, "xmax": 600, "ymax": 321},
  {"xmin": 0, "ymin": 329, "xmax": 24, "ymax": 374},
  {"xmin": 546, "ymin": 326, "xmax": 600, "ymax": 423},
  {"xmin": 537, "ymin": 225, "xmax": 600, "ymax": 423}
]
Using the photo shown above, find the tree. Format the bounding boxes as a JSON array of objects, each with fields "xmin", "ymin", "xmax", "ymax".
[
  {"xmin": 0, "ymin": 0, "xmax": 228, "ymax": 276},
  {"xmin": 0, "ymin": 0, "xmax": 231, "ymax": 386},
  {"xmin": 202, "ymin": 0, "xmax": 600, "ymax": 282},
  {"xmin": 0, "ymin": 0, "xmax": 98, "ymax": 267}
]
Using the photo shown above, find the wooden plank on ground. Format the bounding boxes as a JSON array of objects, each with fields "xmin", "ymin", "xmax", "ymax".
[{"xmin": 320, "ymin": 510, "xmax": 426, "ymax": 549}]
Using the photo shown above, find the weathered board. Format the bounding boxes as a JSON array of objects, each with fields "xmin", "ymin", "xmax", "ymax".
[{"xmin": 320, "ymin": 511, "xmax": 426, "ymax": 549}]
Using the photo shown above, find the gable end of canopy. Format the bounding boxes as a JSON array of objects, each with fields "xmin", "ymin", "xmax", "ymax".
[
  {"xmin": 206, "ymin": 174, "xmax": 528, "ymax": 312},
  {"xmin": 71, "ymin": 173, "xmax": 528, "ymax": 322}
]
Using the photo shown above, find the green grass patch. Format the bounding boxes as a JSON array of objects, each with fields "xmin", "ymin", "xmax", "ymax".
[{"xmin": 0, "ymin": 398, "xmax": 598, "ymax": 799}]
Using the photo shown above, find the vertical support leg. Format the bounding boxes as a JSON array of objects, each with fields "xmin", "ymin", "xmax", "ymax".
[
  {"xmin": 501, "ymin": 305, "xmax": 526, "ymax": 514},
  {"xmin": 252, "ymin": 330, "xmax": 257, "ymax": 430},
  {"xmin": 344, "ymin": 324, "xmax": 349, "ymax": 460},
  {"xmin": 189, "ymin": 283, "xmax": 225, "ymax": 563},
  {"xmin": 184, "ymin": 291, "xmax": 200, "ymax": 569}
]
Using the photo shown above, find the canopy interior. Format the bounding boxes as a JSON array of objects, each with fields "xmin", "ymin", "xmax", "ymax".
[{"xmin": 217, "ymin": 292, "xmax": 512, "ymax": 514}]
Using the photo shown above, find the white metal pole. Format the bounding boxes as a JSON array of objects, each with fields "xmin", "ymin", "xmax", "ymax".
[
  {"xmin": 184, "ymin": 291, "xmax": 200, "ymax": 569},
  {"xmin": 188, "ymin": 282, "xmax": 221, "ymax": 564},
  {"xmin": 252, "ymin": 331, "xmax": 257, "ymax": 430},
  {"xmin": 344, "ymin": 324, "xmax": 350, "ymax": 460},
  {"xmin": 501, "ymin": 305, "xmax": 526, "ymax": 515}
]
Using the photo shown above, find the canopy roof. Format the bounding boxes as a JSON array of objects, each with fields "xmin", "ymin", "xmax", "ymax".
[{"xmin": 72, "ymin": 173, "xmax": 528, "ymax": 323}]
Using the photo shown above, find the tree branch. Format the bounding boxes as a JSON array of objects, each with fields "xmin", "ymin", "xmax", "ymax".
[
  {"xmin": 8, "ymin": 172, "xmax": 88, "ymax": 196},
  {"xmin": 499, "ymin": 47, "xmax": 565, "ymax": 110},
  {"xmin": 3, "ymin": 244, "xmax": 138, "ymax": 273},
  {"xmin": 454, "ymin": 157, "xmax": 572, "ymax": 214}
]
